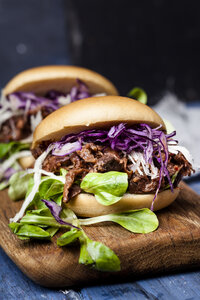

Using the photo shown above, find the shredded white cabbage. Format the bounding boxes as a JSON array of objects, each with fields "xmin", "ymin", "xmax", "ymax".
[
  {"xmin": 57, "ymin": 95, "xmax": 71, "ymax": 106},
  {"xmin": 128, "ymin": 143, "xmax": 193, "ymax": 179},
  {"xmin": 25, "ymin": 168, "xmax": 65, "ymax": 184},
  {"xmin": 57, "ymin": 93, "xmax": 107, "ymax": 106},
  {"xmin": 0, "ymin": 151, "xmax": 32, "ymax": 180},
  {"xmin": 24, "ymin": 99, "xmax": 31, "ymax": 115},
  {"xmin": 0, "ymin": 91, "xmax": 25, "ymax": 129},
  {"xmin": 9, "ymin": 94, "xmax": 21, "ymax": 111},
  {"xmin": 0, "ymin": 110, "xmax": 24, "ymax": 129},
  {"xmin": 10, "ymin": 145, "xmax": 54, "ymax": 223},
  {"xmin": 128, "ymin": 151, "xmax": 159, "ymax": 179},
  {"xmin": 168, "ymin": 144, "xmax": 193, "ymax": 165},
  {"xmin": 9, "ymin": 119, "xmax": 17, "ymax": 140},
  {"xmin": 30, "ymin": 110, "xmax": 42, "ymax": 133},
  {"xmin": 0, "ymin": 91, "xmax": 10, "ymax": 109}
]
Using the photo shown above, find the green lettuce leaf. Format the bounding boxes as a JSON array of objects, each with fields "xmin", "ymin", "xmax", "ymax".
[
  {"xmin": 8, "ymin": 171, "xmax": 33, "ymax": 201},
  {"xmin": 57, "ymin": 228, "xmax": 82, "ymax": 246},
  {"xmin": 127, "ymin": 87, "xmax": 147, "ymax": 104},
  {"xmin": 20, "ymin": 215, "xmax": 61, "ymax": 227},
  {"xmin": 79, "ymin": 234, "xmax": 121, "ymax": 272},
  {"xmin": 20, "ymin": 206, "xmax": 79, "ymax": 229},
  {"xmin": 79, "ymin": 208, "xmax": 159, "ymax": 233},
  {"xmin": 46, "ymin": 227, "xmax": 59, "ymax": 237},
  {"xmin": 165, "ymin": 171, "xmax": 179, "ymax": 190},
  {"xmin": 80, "ymin": 171, "xmax": 128, "ymax": 206},
  {"xmin": 0, "ymin": 180, "xmax": 9, "ymax": 191},
  {"xmin": 163, "ymin": 118, "xmax": 175, "ymax": 134},
  {"xmin": 0, "ymin": 141, "xmax": 30, "ymax": 159},
  {"xmin": 105, "ymin": 209, "xmax": 158, "ymax": 233},
  {"xmin": 58, "ymin": 227, "xmax": 121, "ymax": 272},
  {"xmin": 9, "ymin": 223, "xmax": 51, "ymax": 239},
  {"xmin": 39, "ymin": 178, "xmax": 64, "ymax": 205},
  {"xmin": 79, "ymin": 241, "xmax": 94, "ymax": 265}
]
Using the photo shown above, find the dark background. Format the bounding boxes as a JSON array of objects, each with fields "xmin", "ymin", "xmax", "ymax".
[{"xmin": 0, "ymin": 0, "xmax": 200, "ymax": 105}]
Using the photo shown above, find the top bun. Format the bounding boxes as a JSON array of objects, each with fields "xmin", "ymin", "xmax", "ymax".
[
  {"xmin": 32, "ymin": 96, "xmax": 166, "ymax": 148},
  {"xmin": 3, "ymin": 65, "xmax": 118, "ymax": 96}
]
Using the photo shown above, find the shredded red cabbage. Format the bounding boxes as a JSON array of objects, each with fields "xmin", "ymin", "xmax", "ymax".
[
  {"xmin": 41, "ymin": 199, "xmax": 80, "ymax": 229},
  {"xmin": 7, "ymin": 79, "xmax": 91, "ymax": 113},
  {"xmin": 51, "ymin": 123, "xmax": 177, "ymax": 210},
  {"xmin": 4, "ymin": 167, "xmax": 16, "ymax": 180},
  {"xmin": 52, "ymin": 141, "xmax": 82, "ymax": 156},
  {"xmin": 0, "ymin": 167, "xmax": 16, "ymax": 184}
]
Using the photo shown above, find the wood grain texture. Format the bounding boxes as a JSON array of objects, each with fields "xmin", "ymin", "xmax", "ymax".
[{"xmin": 0, "ymin": 182, "xmax": 200, "ymax": 288}]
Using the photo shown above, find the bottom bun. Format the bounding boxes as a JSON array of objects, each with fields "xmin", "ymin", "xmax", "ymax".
[
  {"xmin": 18, "ymin": 155, "xmax": 35, "ymax": 169},
  {"xmin": 65, "ymin": 188, "xmax": 180, "ymax": 217}
]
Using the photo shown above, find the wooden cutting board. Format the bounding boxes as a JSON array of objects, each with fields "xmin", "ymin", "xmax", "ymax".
[{"xmin": 0, "ymin": 182, "xmax": 200, "ymax": 288}]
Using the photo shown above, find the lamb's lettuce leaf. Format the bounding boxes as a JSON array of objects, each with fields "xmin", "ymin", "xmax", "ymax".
[
  {"xmin": 9, "ymin": 223, "xmax": 51, "ymax": 239},
  {"xmin": 46, "ymin": 227, "xmax": 59, "ymax": 237},
  {"xmin": 127, "ymin": 87, "xmax": 147, "ymax": 104},
  {"xmin": 80, "ymin": 171, "xmax": 128, "ymax": 206},
  {"xmin": 9, "ymin": 168, "xmax": 159, "ymax": 272},
  {"xmin": 0, "ymin": 142, "xmax": 30, "ymax": 191},
  {"xmin": 8, "ymin": 171, "xmax": 33, "ymax": 201},
  {"xmin": 165, "ymin": 171, "xmax": 179, "ymax": 190},
  {"xmin": 79, "ymin": 208, "xmax": 158, "ymax": 233},
  {"xmin": 57, "ymin": 228, "xmax": 82, "ymax": 246},
  {"xmin": 0, "ymin": 180, "xmax": 9, "ymax": 191},
  {"xmin": 58, "ymin": 228, "xmax": 121, "ymax": 272},
  {"xmin": 39, "ymin": 179, "xmax": 64, "ymax": 205},
  {"xmin": 79, "ymin": 236, "xmax": 121, "ymax": 272},
  {"xmin": 0, "ymin": 141, "xmax": 30, "ymax": 159}
]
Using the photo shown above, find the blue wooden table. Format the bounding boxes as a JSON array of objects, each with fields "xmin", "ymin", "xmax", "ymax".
[{"xmin": 1, "ymin": 178, "xmax": 200, "ymax": 300}]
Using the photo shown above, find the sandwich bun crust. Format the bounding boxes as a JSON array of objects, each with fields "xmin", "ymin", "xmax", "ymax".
[
  {"xmin": 3, "ymin": 65, "xmax": 118, "ymax": 97},
  {"xmin": 18, "ymin": 155, "xmax": 35, "ymax": 169},
  {"xmin": 65, "ymin": 188, "xmax": 180, "ymax": 217},
  {"xmin": 32, "ymin": 96, "xmax": 166, "ymax": 148}
]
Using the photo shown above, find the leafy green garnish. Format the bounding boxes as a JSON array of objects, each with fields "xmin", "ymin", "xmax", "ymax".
[
  {"xmin": 0, "ymin": 141, "xmax": 30, "ymax": 159},
  {"xmin": 57, "ymin": 229, "xmax": 82, "ymax": 246},
  {"xmin": 81, "ymin": 171, "xmax": 128, "ymax": 206},
  {"xmin": 39, "ymin": 179, "xmax": 64, "ymax": 206},
  {"xmin": 163, "ymin": 119, "xmax": 175, "ymax": 134},
  {"xmin": 9, "ymin": 169, "xmax": 160, "ymax": 272},
  {"xmin": 127, "ymin": 87, "xmax": 147, "ymax": 104},
  {"xmin": 79, "ymin": 208, "xmax": 158, "ymax": 233},
  {"xmin": 106, "ymin": 209, "xmax": 158, "ymax": 233},
  {"xmin": 8, "ymin": 171, "xmax": 33, "ymax": 201},
  {"xmin": 58, "ymin": 228, "xmax": 121, "ymax": 272},
  {"xmin": 165, "ymin": 171, "xmax": 179, "ymax": 190},
  {"xmin": 79, "ymin": 235, "xmax": 121, "ymax": 272},
  {"xmin": 20, "ymin": 214, "xmax": 63, "ymax": 227},
  {"xmin": 46, "ymin": 227, "xmax": 59, "ymax": 237},
  {"xmin": 0, "ymin": 141, "xmax": 30, "ymax": 192},
  {"xmin": 60, "ymin": 168, "xmax": 68, "ymax": 177},
  {"xmin": 20, "ymin": 206, "xmax": 78, "ymax": 228},
  {"xmin": 0, "ymin": 180, "xmax": 9, "ymax": 191},
  {"xmin": 9, "ymin": 223, "xmax": 51, "ymax": 239}
]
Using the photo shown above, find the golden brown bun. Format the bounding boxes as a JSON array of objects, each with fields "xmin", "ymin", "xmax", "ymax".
[
  {"xmin": 18, "ymin": 155, "xmax": 35, "ymax": 169},
  {"xmin": 65, "ymin": 188, "xmax": 180, "ymax": 217},
  {"xmin": 3, "ymin": 65, "xmax": 118, "ymax": 97},
  {"xmin": 32, "ymin": 96, "xmax": 166, "ymax": 148}
]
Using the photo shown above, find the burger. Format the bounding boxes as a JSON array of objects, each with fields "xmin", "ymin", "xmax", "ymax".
[
  {"xmin": 11, "ymin": 96, "xmax": 193, "ymax": 222},
  {"xmin": 0, "ymin": 66, "xmax": 118, "ymax": 190}
]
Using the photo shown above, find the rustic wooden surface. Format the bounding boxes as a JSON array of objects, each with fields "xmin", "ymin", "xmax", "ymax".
[{"xmin": 0, "ymin": 182, "xmax": 200, "ymax": 288}]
